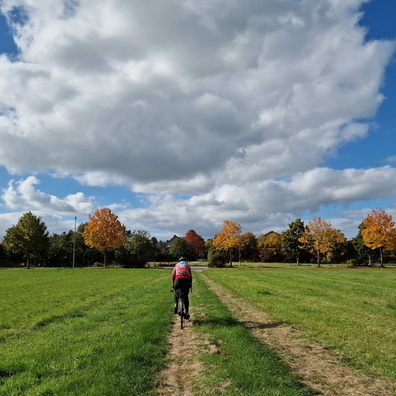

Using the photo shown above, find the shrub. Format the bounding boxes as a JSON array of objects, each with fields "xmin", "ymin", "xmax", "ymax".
[
  {"xmin": 122, "ymin": 257, "xmax": 147, "ymax": 268},
  {"xmin": 208, "ymin": 249, "xmax": 228, "ymax": 268}
]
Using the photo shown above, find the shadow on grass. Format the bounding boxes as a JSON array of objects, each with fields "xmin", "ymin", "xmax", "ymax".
[
  {"xmin": 192, "ymin": 316, "xmax": 286, "ymax": 331},
  {"xmin": 243, "ymin": 321, "xmax": 286, "ymax": 330},
  {"xmin": 192, "ymin": 316, "xmax": 240, "ymax": 328}
]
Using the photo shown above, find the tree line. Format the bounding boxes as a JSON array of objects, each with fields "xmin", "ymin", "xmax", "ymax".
[
  {"xmin": 1, "ymin": 208, "xmax": 395, "ymax": 268},
  {"xmin": 0, "ymin": 209, "xmax": 206, "ymax": 268},
  {"xmin": 209, "ymin": 210, "xmax": 396, "ymax": 267}
]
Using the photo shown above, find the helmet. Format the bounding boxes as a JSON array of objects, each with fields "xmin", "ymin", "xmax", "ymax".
[{"xmin": 178, "ymin": 257, "xmax": 186, "ymax": 262}]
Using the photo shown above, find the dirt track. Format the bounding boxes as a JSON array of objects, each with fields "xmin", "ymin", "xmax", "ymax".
[{"xmin": 155, "ymin": 310, "xmax": 203, "ymax": 395}]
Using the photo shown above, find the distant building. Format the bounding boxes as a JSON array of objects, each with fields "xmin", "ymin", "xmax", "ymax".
[
  {"xmin": 263, "ymin": 231, "xmax": 282, "ymax": 238},
  {"xmin": 165, "ymin": 235, "xmax": 181, "ymax": 249}
]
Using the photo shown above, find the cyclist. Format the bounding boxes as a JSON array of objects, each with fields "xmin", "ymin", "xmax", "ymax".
[{"xmin": 172, "ymin": 257, "xmax": 192, "ymax": 319}]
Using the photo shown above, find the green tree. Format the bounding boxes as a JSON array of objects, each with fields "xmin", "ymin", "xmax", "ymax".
[
  {"xmin": 116, "ymin": 230, "xmax": 155, "ymax": 267},
  {"xmin": 282, "ymin": 218, "xmax": 305, "ymax": 265},
  {"xmin": 48, "ymin": 232, "xmax": 73, "ymax": 267},
  {"xmin": 240, "ymin": 232, "xmax": 257, "ymax": 261},
  {"xmin": 352, "ymin": 223, "xmax": 376, "ymax": 266},
  {"xmin": 3, "ymin": 212, "xmax": 49, "ymax": 269},
  {"xmin": 170, "ymin": 238, "xmax": 193, "ymax": 260}
]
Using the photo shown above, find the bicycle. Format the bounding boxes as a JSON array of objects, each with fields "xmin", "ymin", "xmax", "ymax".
[{"xmin": 172, "ymin": 288, "xmax": 188, "ymax": 329}]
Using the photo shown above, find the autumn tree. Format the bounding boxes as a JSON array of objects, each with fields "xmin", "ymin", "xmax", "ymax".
[
  {"xmin": 298, "ymin": 216, "xmax": 346, "ymax": 267},
  {"xmin": 3, "ymin": 211, "xmax": 49, "ymax": 269},
  {"xmin": 212, "ymin": 220, "xmax": 242, "ymax": 265},
  {"xmin": 83, "ymin": 208, "xmax": 126, "ymax": 267},
  {"xmin": 361, "ymin": 209, "xmax": 396, "ymax": 267},
  {"xmin": 184, "ymin": 229, "xmax": 207, "ymax": 259},
  {"xmin": 257, "ymin": 232, "xmax": 282, "ymax": 251},
  {"xmin": 282, "ymin": 218, "xmax": 305, "ymax": 265},
  {"xmin": 257, "ymin": 232, "xmax": 283, "ymax": 262}
]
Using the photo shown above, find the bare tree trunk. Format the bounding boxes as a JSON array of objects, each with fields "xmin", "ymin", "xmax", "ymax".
[
  {"xmin": 317, "ymin": 250, "xmax": 321, "ymax": 267},
  {"xmin": 26, "ymin": 256, "xmax": 30, "ymax": 269}
]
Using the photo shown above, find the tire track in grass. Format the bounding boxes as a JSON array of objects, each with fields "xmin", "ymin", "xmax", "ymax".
[{"xmin": 201, "ymin": 273, "xmax": 396, "ymax": 396}]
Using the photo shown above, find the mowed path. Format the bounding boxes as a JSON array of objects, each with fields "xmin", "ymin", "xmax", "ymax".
[{"xmin": 156, "ymin": 272, "xmax": 396, "ymax": 396}]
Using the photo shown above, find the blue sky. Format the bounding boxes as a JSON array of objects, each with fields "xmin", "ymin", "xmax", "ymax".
[{"xmin": 0, "ymin": 0, "xmax": 395, "ymax": 241}]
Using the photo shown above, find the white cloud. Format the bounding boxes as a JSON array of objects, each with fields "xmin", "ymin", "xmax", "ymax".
[
  {"xmin": 116, "ymin": 166, "xmax": 396, "ymax": 239},
  {"xmin": 1, "ymin": 176, "xmax": 97, "ymax": 215},
  {"xmin": 0, "ymin": 0, "xmax": 395, "ymax": 241},
  {"xmin": 385, "ymin": 155, "xmax": 396, "ymax": 164},
  {"xmin": 0, "ymin": 0, "xmax": 393, "ymax": 189}
]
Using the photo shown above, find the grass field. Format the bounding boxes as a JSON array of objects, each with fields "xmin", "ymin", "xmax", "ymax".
[
  {"xmin": 0, "ymin": 268, "xmax": 172, "ymax": 395},
  {"xmin": 1, "ymin": 268, "xmax": 316, "ymax": 395},
  {"xmin": 1, "ymin": 266, "xmax": 395, "ymax": 394},
  {"xmin": 204, "ymin": 266, "xmax": 396, "ymax": 381}
]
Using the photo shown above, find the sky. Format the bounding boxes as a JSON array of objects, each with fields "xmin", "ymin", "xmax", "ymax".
[{"xmin": 0, "ymin": 0, "xmax": 395, "ymax": 242}]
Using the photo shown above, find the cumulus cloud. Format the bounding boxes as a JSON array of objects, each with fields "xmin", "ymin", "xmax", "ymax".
[
  {"xmin": 0, "ymin": 0, "xmax": 395, "ymax": 240},
  {"xmin": 117, "ymin": 166, "xmax": 396, "ymax": 239},
  {"xmin": 1, "ymin": 176, "xmax": 97, "ymax": 215},
  {"xmin": 0, "ymin": 0, "xmax": 393, "ymax": 188}
]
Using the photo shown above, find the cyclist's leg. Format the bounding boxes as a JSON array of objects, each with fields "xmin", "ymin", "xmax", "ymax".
[
  {"xmin": 183, "ymin": 290, "xmax": 190, "ymax": 320},
  {"xmin": 185, "ymin": 278, "xmax": 192, "ymax": 313},
  {"xmin": 184, "ymin": 288, "xmax": 190, "ymax": 313},
  {"xmin": 173, "ymin": 279, "xmax": 181, "ymax": 314}
]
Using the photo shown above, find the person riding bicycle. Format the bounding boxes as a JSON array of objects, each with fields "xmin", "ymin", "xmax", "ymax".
[{"xmin": 172, "ymin": 257, "xmax": 192, "ymax": 319}]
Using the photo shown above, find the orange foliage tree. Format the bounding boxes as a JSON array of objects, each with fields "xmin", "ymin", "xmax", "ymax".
[
  {"xmin": 361, "ymin": 209, "xmax": 396, "ymax": 267},
  {"xmin": 298, "ymin": 216, "xmax": 346, "ymax": 267},
  {"xmin": 212, "ymin": 220, "xmax": 242, "ymax": 265},
  {"xmin": 83, "ymin": 208, "xmax": 127, "ymax": 267}
]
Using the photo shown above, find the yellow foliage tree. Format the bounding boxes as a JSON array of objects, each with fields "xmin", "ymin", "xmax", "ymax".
[
  {"xmin": 361, "ymin": 209, "xmax": 396, "ymax": 267},
  {"xmin": 83, "ymin": 208, "xmax": 127, "ymax": 267},
  {"xmin": 257, "ymin": 232, "xmax": 282, "ymax": 252},
  {"xmin": 212, "ymin": 220, "xmax": 242, "ymax": 265},
  {"xmin": 298, "ymin": 216, "xmax": 346, "ymax": 267},
  {"xmin": 257, "ymin": 231, "xmax": 282, "ymax": 261}
]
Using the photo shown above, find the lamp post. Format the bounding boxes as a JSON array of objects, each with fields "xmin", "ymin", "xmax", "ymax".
[{"xmin": 72, "ymin": 216, "xmax": 76, "ymax": 268}]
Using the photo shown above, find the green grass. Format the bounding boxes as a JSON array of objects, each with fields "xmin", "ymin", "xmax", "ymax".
[
  {"xmin": 0, "ymin": 268, "xmax": 173, "ymax": 395},
  {"xmin": 203, "ymin": 267, "xmax": 396, "ymax": 381},
  {"xmin": 190, "ymin": 274, "xmax": 314, "ymax": 395},
  {"xmin": 3, "ymin": 266, "xmax": 394, "ymax": 395}
]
